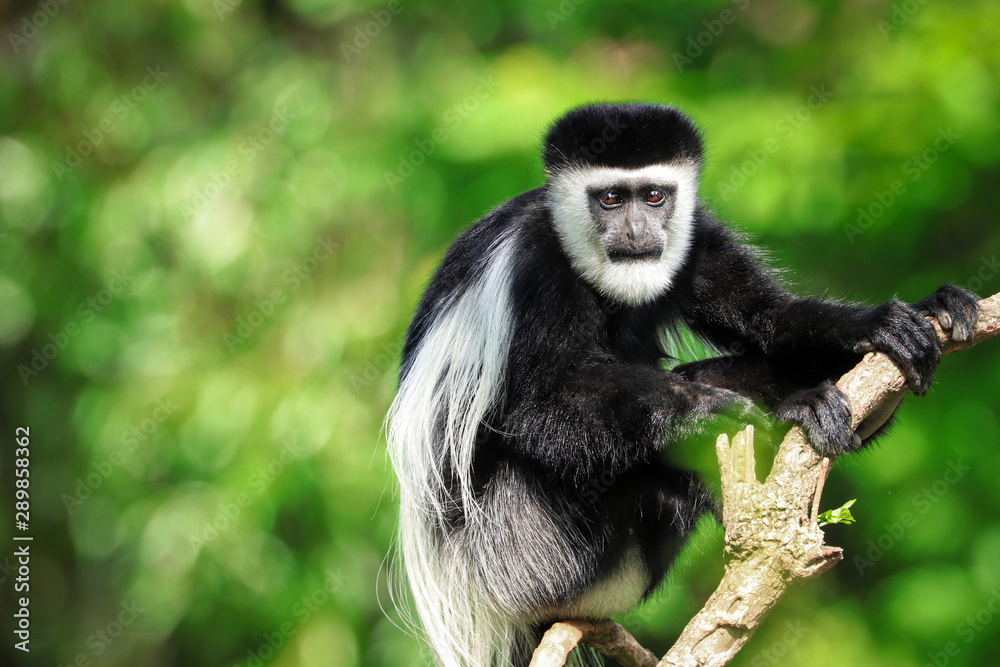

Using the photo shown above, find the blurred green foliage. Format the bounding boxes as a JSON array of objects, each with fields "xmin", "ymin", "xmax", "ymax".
[{"xmin": 1, "ymin": 0, "xmax": 999, "ymax": 665}]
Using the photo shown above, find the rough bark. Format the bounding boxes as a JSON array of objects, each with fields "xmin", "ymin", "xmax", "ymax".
[{"xmin": 532, "ymin": 292, "xmax": 1000, "ymax": 667}]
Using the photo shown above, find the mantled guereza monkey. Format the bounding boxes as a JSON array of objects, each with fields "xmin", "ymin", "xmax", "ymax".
[{"xmin": 386, "ymin": 103, "xmax": 978, "ymax": 666}]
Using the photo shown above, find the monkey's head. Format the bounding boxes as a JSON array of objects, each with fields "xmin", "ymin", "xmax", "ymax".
[{"xmin": 543, "ymin": 103, "xmax": 703, "ymax": 305}]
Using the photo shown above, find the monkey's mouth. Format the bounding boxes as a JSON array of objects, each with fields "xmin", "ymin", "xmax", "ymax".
[{"xmin": 606, "ymin": 248, "xmax": 662, "ymax": 262}]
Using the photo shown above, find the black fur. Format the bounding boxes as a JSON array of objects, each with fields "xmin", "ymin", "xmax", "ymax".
[
  {"xmin": 399, "ymin": 104, "xmax": 980, "ymax": 662},
  {"xmin": 542, "ymin": 102, "xmax": 704, "ymax": 173}
]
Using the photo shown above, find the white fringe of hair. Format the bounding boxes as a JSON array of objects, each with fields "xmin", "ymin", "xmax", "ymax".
[
  {"xmin": 386, "ymin": 230, "xmax": 531, "ymax": 666},
  {"xmin": 547, "ymin": 162, "xmax": 700, "ymax": 306}
]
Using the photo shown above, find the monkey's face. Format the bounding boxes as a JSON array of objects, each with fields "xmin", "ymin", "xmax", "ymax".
[
  {"xmin": 548, "ymin": 162, "xmax": 699, "ymax": 305},
  {"xmin": 588, "ymin": 182, "xmax": 675, "ymax": 261}
]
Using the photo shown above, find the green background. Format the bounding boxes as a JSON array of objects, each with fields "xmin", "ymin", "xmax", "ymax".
[{"xmin": 1, "ymin": 0, "xmax": 999, "ymax": 665}]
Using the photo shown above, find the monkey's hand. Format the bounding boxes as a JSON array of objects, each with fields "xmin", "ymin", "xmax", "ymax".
[
  {"xmin": 850, "ymin": 299, "xmax": 942, "ymax": 396},
  {"xmin": 850, "ymin": 285, "xmax": 979, "ymax": 395},
  {"xmin": 914, "ymin": 283, "xmax": 979, "ymax": 343},
  {"xmin": 775, "ymin": 381, "xmax": 858, "ymax": 457}
]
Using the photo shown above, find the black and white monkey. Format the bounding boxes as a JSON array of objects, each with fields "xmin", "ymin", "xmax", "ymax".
[{"xmin": 386, "ymin": 103, "xmax": 979, "ymax": 666}]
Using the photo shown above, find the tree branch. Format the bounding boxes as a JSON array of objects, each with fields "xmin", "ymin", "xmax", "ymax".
[
  {"xmin": 660, "ymin": 292, "xmax": 1000, "ymax": 667},
  {"xmin": 532, "ymin": 293, "xmax": 1000, "ymax": 667},
  {"xmin": 529, "ymin": 619, "xmax": 657, "ymax": 667}
]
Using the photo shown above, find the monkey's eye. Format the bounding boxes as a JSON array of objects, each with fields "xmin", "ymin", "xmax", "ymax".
[
  {"xmin": 600, "ymin": 191, "xmax": 623, "ymax": 208},
  {"xmin": 645, "ymin": 190, "xmax": 666, "ymax": 206}
]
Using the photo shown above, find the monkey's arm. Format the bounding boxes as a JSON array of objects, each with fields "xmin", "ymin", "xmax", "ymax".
[
  {"xmin": 673, "ymin": 211, "xmax": 977, "ymax": 453},
  {"xmin": 676, "ymin": 211, "xmax": 977, "ymax": 394},
  {"xmin": 502, "ymin": 360, "xmax": 751, "ymax": 482}
]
